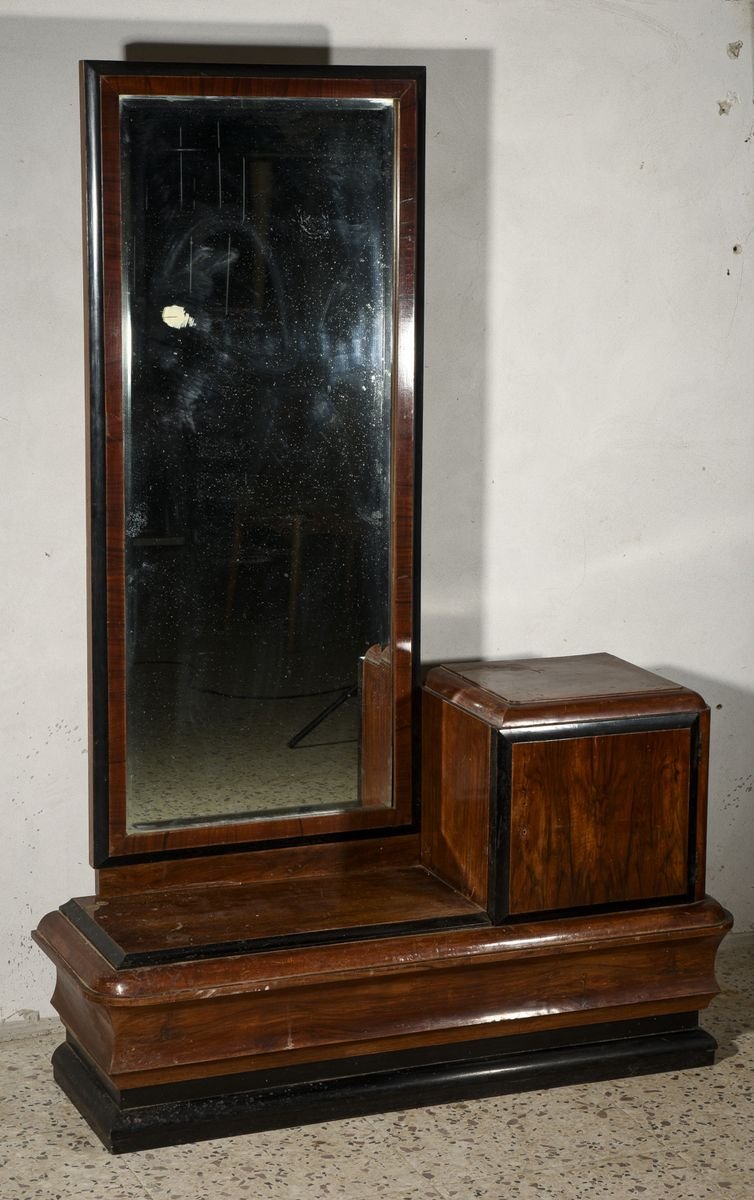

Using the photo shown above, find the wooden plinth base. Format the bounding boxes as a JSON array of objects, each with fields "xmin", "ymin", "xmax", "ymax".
[
  {"xmin": 34, "ymin": 882, "xmax": 732, "ymax": 1153},
  {"xmin": 54, "ymin": 1015, "xmax": 715, "ymax": 1153}
]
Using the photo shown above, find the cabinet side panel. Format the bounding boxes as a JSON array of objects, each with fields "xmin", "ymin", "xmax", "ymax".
[
  {"xmin": 421, "ymin": 692, "xmax": 491, "ymax": 906},
  {"xmin": 508, "ymin": 728, "xmax": 691, "ymax": 914}
]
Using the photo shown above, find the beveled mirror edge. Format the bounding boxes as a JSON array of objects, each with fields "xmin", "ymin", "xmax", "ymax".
[{"xmin": 82, "ymin": 62, "xmax": 425, "ymax": 868}]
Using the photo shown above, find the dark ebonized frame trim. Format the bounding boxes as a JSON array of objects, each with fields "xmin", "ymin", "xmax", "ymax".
[
  {"xmin": 489, "ymin": 712, "xmax": 702, "ymax": 925},
  {"xmin": 82, "ymin": 62, "xmax": 425, "ymax": 867},
  {"xmin": 84, "ymin": 63, "xmax": 110, "ymax": 868},
  {"xmin": 54, "ymin": 1012, "xmax": 714, "ymax": 1152}
]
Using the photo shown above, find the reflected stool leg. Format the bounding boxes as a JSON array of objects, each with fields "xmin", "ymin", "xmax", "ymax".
[
  {"xmin": 287, "ymin": 513, "xmax": 303, "ymax": 656},
  {"xmin": 287, "ymin": 685, "xmax": 357, "ymax": 749}
]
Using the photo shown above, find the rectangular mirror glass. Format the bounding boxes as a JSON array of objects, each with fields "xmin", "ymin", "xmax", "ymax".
[
  {"xmin": 85, "ymin": 66, "xmax": 422, "ymax": 862},
  {"xmin": 121, "ymin": 97, "xmax": 393, "ymax": 830}
]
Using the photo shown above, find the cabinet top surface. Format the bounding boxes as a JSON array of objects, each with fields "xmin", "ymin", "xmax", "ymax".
[
  {"xmin": 424, "ymin": 653, "xmax": 704, "ymax": 727},
  {"xmin": 443, "ymin": 653, "xmax": 682, "ymax": 704}
]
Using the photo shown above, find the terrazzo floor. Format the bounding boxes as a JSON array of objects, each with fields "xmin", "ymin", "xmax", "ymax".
[
  {"xmin": 1, "ymin": 933, "xmax": 752, "ymax": 1199},
  {"xmin": 127, "ymin": 680, "xmax": 361, "ymax": 829},
  {"xmin": 127, "ymin": 655, "xmax": 362, "ymax": 829}
]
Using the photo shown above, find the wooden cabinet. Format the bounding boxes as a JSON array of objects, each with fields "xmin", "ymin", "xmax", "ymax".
[
  {"xmin": 422, "ymin": 653, "xmax": 708, "ymax": 921},
  {"xmin": 32, "ymin": 648, "xmax": 734, "ymax": 1152},
  {"xmin": 34, "ymin": 651, "xmax": 732, "ymax": 1152},
  {"xmin": 35, "ymin": 877, "xmax": 729, "ymax": 1152}
]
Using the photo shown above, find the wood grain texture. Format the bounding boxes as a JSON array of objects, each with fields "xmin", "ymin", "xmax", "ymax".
[
  {"xmin": 452, "ymin": 654, "xmax": 685, "ymax": 703},
  {"xmin": 33, "ymin": 896, "xmax": 731, "ymax": 1086},
  {"xmin": 86, "ymin": 66, "xmax": 423, "ymax": 863},
  {"xmin": 508, "ymin": 728, "xmax": 691, "ymax": 913},
  {"xmin": 360, "ymin": 645, "xmax": 392, "ymax": 808},
  {"xmin": 34, "ymin": 896, "xmax": 730, "ymax": 1003},
  {"xmin": 423, "ymin": 654, "xmax": 709, "ymax": 921},
  {"xmin": 102, "ymin": 941, "xmax": 721, "ymax": 1078},
  {"xmin": 71, "ymin": 867, "xmax": 485, "ymax": 962},
  {"xmin": 421, "ymin": 690, "xmax": 492, "ymax": 907},
  {"xmin": 95, "ymin": 834, "xmax": 421, "ymax": 898},
  {"xmin": 425, "ymin": 654, "xmax": 707, "ymax": 730},
  {"xmin": 99, "ymin": 77, "xmax": 127, "ymax": 857},
  {"xmin": 102, "ymin": 996, "xmax": 718, "ymax": 1091},
  {"xmin": 390, "ymin": 71, "xmax": 421, "ymax": 821}
]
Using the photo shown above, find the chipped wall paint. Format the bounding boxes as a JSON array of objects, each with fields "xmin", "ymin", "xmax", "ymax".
[{"xmin": 1, "ymin": 0, "xmax": 752, "ymax": 1019}]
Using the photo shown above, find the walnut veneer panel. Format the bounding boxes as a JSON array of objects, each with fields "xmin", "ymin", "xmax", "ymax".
[
  {"xmin": 421, "ymin": 690, "xmax": 492, "ymax": 908},
  {"xmin": 422, "ymin": 653, "xmax": 707, "ymax": 918},
  {"xmin": 34, "ymin": 897, "xmax": 731, "ymax": 1088},
  {"xmin": 95, "ymin": 835, "xmax": 421, "ymax": 898},
  {"xmin": 70, "ymin": 865, "xmax": 486, "ymax": 963},
  {"xmin": 508, "ymin": 728, "xmax": 691, "ymax": 914},
  {"xmin": 361, "ymin": 645, "xmax": 392, "ymax": 808}
]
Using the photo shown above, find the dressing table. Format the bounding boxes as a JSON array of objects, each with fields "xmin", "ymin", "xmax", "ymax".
[{"xmin": 33, "ymin": 62, "xmax": 731, "ymax": 1151}]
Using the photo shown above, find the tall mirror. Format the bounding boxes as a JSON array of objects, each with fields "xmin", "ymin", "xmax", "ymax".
[{"xmin": 85, "ymin": 65, "xmax": 423, "ymax": 863}]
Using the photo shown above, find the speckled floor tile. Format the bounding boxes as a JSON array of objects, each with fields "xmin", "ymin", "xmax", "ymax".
[
  {"xmin": 716, "ymin": 936, "xmax": 754, "ymax": 997},
  {"xmin": 379, "ymin": 1092, "xmax": 663, "ymax": 1177},
  {"xmin": 128, "ymin": 1127, "xmax": 449, "ymax": 1199},
  {"xmin": 704, "ymin": 994, "xmax": 754, "ymax": 1055},
  {"xmin": 0, "ymin": 1123, "xmax": 150, "ymax": 1199},
  {"xmin": 611, "ymin": 939, "xmax": 754, "ymax": 1167},
  {"xmin": 0, "ymin": 1024, "xmax": 67, "ymax": 1128},
  {"xmin": 615, "ymin": 1059, "xmax": 754, "ymax": 1182},
  {"xmin": 444, "ymin": 1154, "xmax": 749, "ymax": 1200}
]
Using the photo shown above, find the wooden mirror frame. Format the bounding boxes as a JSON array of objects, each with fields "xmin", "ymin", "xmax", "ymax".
[{"xmin": 83, "ymin": 63, "xmax": 425, "ymax": 866}]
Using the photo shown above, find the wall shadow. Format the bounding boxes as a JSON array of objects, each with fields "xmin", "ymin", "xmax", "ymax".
[{"xmin": 124, "ymin": 41, "xmax": 330, "ymax": 65}]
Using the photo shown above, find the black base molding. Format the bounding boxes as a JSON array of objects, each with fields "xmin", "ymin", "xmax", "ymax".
[{"xmin": 52, "ymin": 1016, "xmax": 717, "ymax": 1153}]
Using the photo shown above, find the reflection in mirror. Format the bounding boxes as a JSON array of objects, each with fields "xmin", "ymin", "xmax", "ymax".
[{"xmin": 121, "ymin": 97, "xmax": 394, "ymax": 831}]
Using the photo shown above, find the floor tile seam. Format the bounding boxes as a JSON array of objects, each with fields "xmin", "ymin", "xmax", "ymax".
[
  {"xmin": 0, "ymin": 1019, "xmax": 62, "ymax": 1045},
  {"xmin": 709, "ymin": 990, "xmax": 754, "ymax": 1010},
  {"xmin": 368, "ymin": 1093, "xmax": 663, "ymax": 1144},
  {"xmin": 407, "ymin": 1086, "xmax": 666, "ymax": 1119},
  {"xmin": 123, "ymin": 1138, "xmax": 455, "ymax": 1194},
  {"xmin": 478, "ymin": 1143, "xmax": 692, "ymax": 1178},
  {"xmin": 0, "ymin": 1135, "xmax": 156, "ymax": 1197},
  {"xmin": 670, "ymin": 1141, "xmax": 754, "ymax": 1175},
  {"xmin": 388, "ymin": 1134, "xmax": 692, "ymax": 1191},
  {"xmin": 387, "ymin": 1136, "xmax": 493, "ymax": 1198},
  {"xmin": 398, "ymin": 1108, "xmax": 662, "ymax": 1147},
  {"xmin": 121, "ymin": 1158, "xmax": 165, "ymax": 1200},
  {"xmin": 516, "ymin": 1169, "xmax": 752, "ymax": 1200},
  {"xmin": 394, "ymin": 1152, "xmax": 705, "ymax": 1200},
  {"xmin": 472, "ymin": 1143, "xmax": 677, "ymax": 1176},
  {"xmin": 485, "ymin": 1096, "xmax": 673, "ymax": 1136},
  {"xmin": 623, "ymin": 1157, "xmax": 753, "ymax": 1200},
  {"xmin": 711, "ymin": 1034, "xmax": 754, "ymax": 1057}
]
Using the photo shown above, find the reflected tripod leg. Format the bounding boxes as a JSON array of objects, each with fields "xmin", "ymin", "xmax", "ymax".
[{"xmin": 287, "ymin": 685, "xmax": 357, "ymax": 749}]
